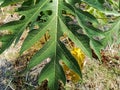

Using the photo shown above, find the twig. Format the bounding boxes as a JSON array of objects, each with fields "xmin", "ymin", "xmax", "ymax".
[{"xmin": 5, "ymin": 78, "xmax": 15, "ymax": 90}]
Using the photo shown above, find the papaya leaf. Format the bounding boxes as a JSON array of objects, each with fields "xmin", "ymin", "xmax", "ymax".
[
  {"xmin": 66, "ymin": 0, "xmax": 81, "ymax": 5},
  {"xmin": 75, "ymin": 8, "xmax": 105, "ymax": 59},
  {"xmin": 58, "ymin": 41, "xmax": 82, "ymax": 78},
  {"xmin": 82, "ymin": 0, "xmax": 105, "ymax": 10},
  {"xmin": 0, "ymin": 21, "xmax": 25, "ymax": 53},
  {"xmin": 0, "ymin": 0, "xmax": 112, "ymax": 89},
  {"xmin": 102, "ymin": 17, "xmax": 120, "ymax": 45},
  {"xmin": 58, "ymin": 17, "xmax": 92, "ymax": 58},
  {"xmin": 90, "ymin": 39, "xmax": 103, "ymax": 60},
  {"xmin": 82, "ymin": 0, "xmax": 120, "ymax": 16},
  {"xmin": 0, "ymin": 0, "xmax": 4, "ymax": 5}
]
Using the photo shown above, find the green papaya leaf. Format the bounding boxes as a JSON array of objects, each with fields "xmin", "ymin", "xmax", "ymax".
[
  {"xmin": 82, "ymin": 0, "xmax": 105, "ymax": 10},
  {"xmin": 90, "ymin": 39, "xmax": 103, "ymax": 60},
  {"xmin": 66, "ymin": 0, "xmax": 81, "ymax": 5},
  {"xmin": 102, "ymin": 17, "xmax": 120, "ymax": 45},
  {"xmin": 0, "ymin": 0, "xmax": 4, "ymax": 5},
  {"xmin": 0, "ymin": 0, "xmax": 112, "ymax": 89}
]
